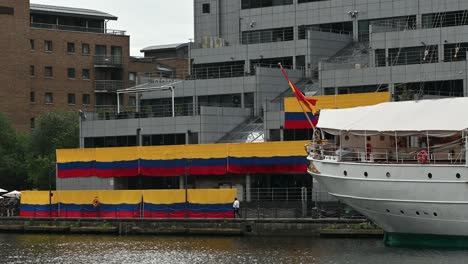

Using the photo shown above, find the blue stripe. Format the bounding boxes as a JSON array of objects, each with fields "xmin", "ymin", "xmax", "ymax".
[
  {"xmin": 191, "ymin": 158, "xmax": 226, "ymax": 166},
  {"xmin": 140, "ymin": 159, "xmax": 185, "ymax": 168},
  {"xmin": 58, "ymin": 160, "xmax": 139, "ymax": 170},
  {"xmin": 20, "ymin": 204, "xmax": 58, "ymax": 212},
  {"xmin": 143, "ymin": 203, "xmax": 186, "ymax": 212},
  {"xmin": 229, "ymin": 156, "xmax": 306, "ymax": 166},
  {"xmin": 188, "ymin": 203, "xmax": 232, "ymax": 212},
  {"xmin": 285, "ymin": 112, "xmax": 316, "ymax": 121},
  {"xmin": 59, "ymin": 204, "xmax": 96, "ymax": 212},
  {"xmin": 58, "ymin": 161, "xmax": 95, "ymax": 170}
]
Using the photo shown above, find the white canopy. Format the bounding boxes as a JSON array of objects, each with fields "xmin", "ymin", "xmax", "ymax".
[
  {"xmin": 3, "ymin": 190, "xmax": 21, "ymax": 198},
  {"xmin": 0, "ymin": 188, "xmax": 7, "ymax": 193},
  {"xmin": 317, "ymin": 97, "xmax": 468, "ymax": 134}
]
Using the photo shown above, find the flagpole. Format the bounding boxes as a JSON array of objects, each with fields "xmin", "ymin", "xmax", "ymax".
[{"xmin": 278, "ymin": 63, "xmax": 317, "ymax": 131}]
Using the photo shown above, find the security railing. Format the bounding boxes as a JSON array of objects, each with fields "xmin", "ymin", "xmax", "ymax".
[
  {"xmin": 310, "ymin": 144, "xmax": 466, "ymax": 165},
  {"xmin": 94, "ymin": 55, "xmax": 123, "ymax": 67},
  {"xmin": 94, "ymin": 80, "xmax": 125, "ymax": 92},
  {"xmin": 30, "ymin": 22, "xmax": 126, "ymax": 35}
]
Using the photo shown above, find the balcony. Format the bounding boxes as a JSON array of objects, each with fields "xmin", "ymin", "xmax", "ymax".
[
  {"xmin": 94, "ymin": 80, "xmax": 125, "ymax": 93},
  {"xmin": 30, "ymin": 22, "xmax": 126, "ymax": 35},
  {"xmin": 94, "ymin": 55, "xmax": 123, "ymax": 67}
]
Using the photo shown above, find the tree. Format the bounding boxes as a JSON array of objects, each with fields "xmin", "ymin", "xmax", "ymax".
[
  {"xmin": 0, "ymin": 113, "xmax": 28, "ymax": 191},
  {"xmin": 27, "ymin": 111, "xmax": 79, "ymax": 190}
]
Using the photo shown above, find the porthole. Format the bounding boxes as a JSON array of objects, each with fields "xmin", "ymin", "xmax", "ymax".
[
  {"xmin": 343, "ymin": 170, "xmax": 347, "ymax": 176},
  {"xmin": 400, "ymin": 210, "xmax": 405, "ymax": 214},
  {"xmin": 416, "ymin": 211, "xmax": 420, "ymax": 215},
  {"xmin": 433, "ymin": 212, "xmax": 438, "ymax": 217},
  {"xmin": 428, "ymin": 173, "xmax": 432, "ymax": 179},
  {"xmin": 364, "ymin": 172, "xmax": 368, "ymax": 177},
  {"xmin": 345, "ymin": 135, "xmax": 350, "ymax": 141},
  {"xmin": 366, "ymin": 136, "xmax": 371, "ymax": 141},
  {"xmin": 386, "ymin": 172, "xmax": 391, "ymax": 178},
  {"xmin": 456, "ymin": 173, "xmax": 461, "ymax": 179},
  {"xmin": 386, "ymin": 209, "xmax": 390, "ymax": 213}
]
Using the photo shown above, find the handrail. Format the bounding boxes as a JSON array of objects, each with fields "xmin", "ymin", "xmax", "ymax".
[
  {"xmin": 310, "ymin": 144, "xmax": 466, "ymax": 164},
  {"xmin": 30, "ymin": 22, "xmax": 126, "ymax": 35}
]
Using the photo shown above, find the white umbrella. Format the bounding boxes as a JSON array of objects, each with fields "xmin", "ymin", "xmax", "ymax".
[
  {"xmin": 0, "ymin": 188, "xmax": 7, "ymax": 193},
  {"xmin": 3, "ymin": 190, "xmax": 21, "ymax": 198}
]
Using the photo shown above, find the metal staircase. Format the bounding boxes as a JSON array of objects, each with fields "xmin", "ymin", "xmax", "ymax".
[{"xmin": 217, "ymin": 116, "xmax": 265, "ymax": 143}]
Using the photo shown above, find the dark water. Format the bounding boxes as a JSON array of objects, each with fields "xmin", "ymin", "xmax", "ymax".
[{"xmin": 0, "ymin": 234, "xmax": 465, "ymax": 264}]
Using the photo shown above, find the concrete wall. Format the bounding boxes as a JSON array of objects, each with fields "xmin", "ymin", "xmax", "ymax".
[
  {"xmin": 57, "ymin": 176, "xmax": 115, "ymax": 190},
  {"xmin": 199, "ymin": 106, "xmax": 251, "ymax": 143}
]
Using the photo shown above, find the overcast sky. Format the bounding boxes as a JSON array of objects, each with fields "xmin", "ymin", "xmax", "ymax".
[{"xmin": 32, "ymin": 0, "xmax": 194, "ymax": 56}]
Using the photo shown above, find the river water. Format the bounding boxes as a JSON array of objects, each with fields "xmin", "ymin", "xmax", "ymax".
[{"xmin": 0, "ymin": 234, "xmax": 464, "ymax": 264}]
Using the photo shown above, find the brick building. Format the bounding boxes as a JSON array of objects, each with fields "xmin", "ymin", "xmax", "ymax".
[{"xmin": 1, "ymin": 0, "xmax": 132, "ymax": 131}]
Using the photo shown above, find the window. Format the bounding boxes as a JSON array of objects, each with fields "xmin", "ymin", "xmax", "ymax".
[
  {"xmin": 44, "ymin": 66, "xmax": 53, "ymax": 78},
  {"xmin": 67, "ymin": 68, "xmax": 76, "ymax": 79},
  {"xmin": 241, "ymin": 0, "xmax": 293, "ymax": 9},
  {"xmin": 82, "ymin": 69, "xmax": 90, "ymax": 80},
  {"xmin": 82, "ymin": 94, "xmax": 90, "ymax": 105},
  {"xmin": 242, "ymin": 27, "xmax": 294, "ymax": 44},
  {"xmin": 30, "ymin": 65, "xmax": 35, "ymax": 77},
  {"xmin": 44, "ymin": 40, "xmax": 53, "ymax": 52},
  {"xmin": 0, "ymin": 6, "xmax": 14, "ymax": 15},
  {"xmin": 30, "ymin": 92, "xmax": 35, "ymax": 103},
  {"xmin": 45, "ymin": 92, "xmax": 53, "ymax": 104},
  {"xmin": 202, "ymin": 3, "xmax": 210, "ymax": 13},
  {"xmin": 82, "ymin": 43, "xmax": 90, "ymax": 55},
  {"xmin": 30, "ymin": 39, "xmax": 35, "ymax": 50},
  {"xmin": 67, "ymin": 42, "xmax": 75, "ymax": 53},
  {"xmin": 67, "ymin": 93, "xmax": 76, "ymax": 105},
  {"xmin": 129, "ymin": 72, "xmax": 136, "ymax": 81},
  {"xmin": 30, "ymin": 118, "xmax": 35, "ymax": 129}
]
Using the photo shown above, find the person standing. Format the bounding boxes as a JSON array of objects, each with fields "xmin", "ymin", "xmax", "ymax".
[{"xmin": 233, "ymin": 198, "xmax": 240, "ymax": 218}]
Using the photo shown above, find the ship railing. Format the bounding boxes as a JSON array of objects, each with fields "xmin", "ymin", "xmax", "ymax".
[{"xmin": 310, "ymin": 144, "xmax": 465, "ymax": 165}]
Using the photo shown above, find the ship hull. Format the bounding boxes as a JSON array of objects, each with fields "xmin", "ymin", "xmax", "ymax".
[{"xmin": 309, "ymin": 158, "xmax": 468, "ymax": 247}]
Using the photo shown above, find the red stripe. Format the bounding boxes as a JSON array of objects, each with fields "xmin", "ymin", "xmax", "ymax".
[
  {"xmin": 140, "ymin": 167, "xmax": 185, "ymax": 177},
  {"xmin": 58, "ymin": 168, "xmax": 139, "ymax": 178},
  {"xmin": 20, "ymin": 211, "xmax": 58, "ymax": 217},
  {"xmin": 99, "ymin": 211, "xmax": 141, "ymax": 218},
  {"xmin": 189, "ymin": 166, "xmax": 227, "ymax": 175},
  {"xmin": 284, "ymin": 120, "xmax": 313, "ymax": 129},
  {"xmin": 229, "ymin": 164, "xmax": 307, "ymax": 174},
  {"xmin": 58, "ymin": 169, "xmax": 95, "ymax": 178},
  {"xmin": 58, "ymin": 211, "xmax": 99, "ymax": 218}
]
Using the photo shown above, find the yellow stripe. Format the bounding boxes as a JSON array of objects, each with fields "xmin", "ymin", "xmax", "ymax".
[
  {"xmin": 55, "ymin": 190, "xmax": 101, "ymax": 204},
  {"xmin": 186, "ymin": 144, "xmax": 228, "ymax": 159},
  {"xmin": 228, "ymin": 140, "xmax": 309, "ymax": 158},
  {"xmin": 95, "ymin": 147, "xmax": 139, "ymax": 162},
  {"xmin": 284, "ymin": 92, "xmax": 390, "ymax": 112},
  {"xmin": 56, "ymin": 149, "xmax": 96, "ymax": 163},
  {"xmin": 139, "ymin": 145, "xmax": 187, "ymax": 160},
  {"xmin": 97, "ymin": 190, "xmax": 142, "ymax": 205},
  {"xmin": 21, "ymin": 191, "xmax": 58, "ymax": 205},
  {"xmin": 142, "ymin": 190, "xmax": 186, "ymax": 204},
  {"xmin": 188, "ymin": 189, "xmax": 237, "ymax": 204}
]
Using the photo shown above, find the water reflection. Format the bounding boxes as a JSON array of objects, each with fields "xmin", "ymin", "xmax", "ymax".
[{"xmin": 0, "ymin": 234, "xmax": 465, "ymax": 264}]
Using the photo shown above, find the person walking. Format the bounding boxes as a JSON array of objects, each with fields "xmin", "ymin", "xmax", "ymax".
[{"xmin": 233, "ymin": 198, "xmax": 241, "ymax": 218}]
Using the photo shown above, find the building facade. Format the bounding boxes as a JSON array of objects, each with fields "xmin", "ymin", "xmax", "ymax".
[
  {"xmin": 73, "ymin": 0, "xmax": 468, "ymax": 196},
  {"xmin": 0, "ymin": 0, "xmax": 131, "ymax": 131}
]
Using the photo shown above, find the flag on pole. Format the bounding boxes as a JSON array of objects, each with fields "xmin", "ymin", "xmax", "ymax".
[{"xmin": 279, "ymin": 63, "xmax": 318, "ymax": 128}]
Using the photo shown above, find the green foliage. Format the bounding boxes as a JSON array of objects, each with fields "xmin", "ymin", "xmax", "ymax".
[{"xmin": 0, "ymin": 113, "xmax": 28, "ymax": 190}]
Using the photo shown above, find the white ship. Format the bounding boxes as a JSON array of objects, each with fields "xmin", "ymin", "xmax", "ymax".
[{"xmin": 307, "ymin": 97, "xmax": 468, "ymax": 248}]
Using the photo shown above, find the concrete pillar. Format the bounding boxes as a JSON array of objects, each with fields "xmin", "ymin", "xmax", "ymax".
[
  {"xmin": 389, "ymin": 83, "xmax": 395, "ymax": 101},
  {"xmin": 385, "ymin": 48, "xmax": 389, "ymax": 67},
  {"xmin": 438, "ymin": 44, "xmax": 444, "ymax": 63},
  {"xmin": 179, "ymin": 176, "xmax": 184, "ymax": 189},
  {"xmin": 245, "ymin": 174, "xmax": 251, "ymax": 202},
  {"xmin": 352, "ymin": 18, "xmax": 359, "ymax": 42},
  {"xmin": 416, "ymin": 14, "xmax": 422, "ymax": 29}
]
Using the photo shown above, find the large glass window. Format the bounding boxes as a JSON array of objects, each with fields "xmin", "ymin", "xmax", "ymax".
[
  {"xmin": 241, "ymin": 0, "xmax": 293, "ymax": 9},
  {"xmin": 422, "ymin": 10, "xmax": 468, "ymax": 28},
  {"xmin": 242, "ymin": 27, "xmax": 294, "ymax": 44}
]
